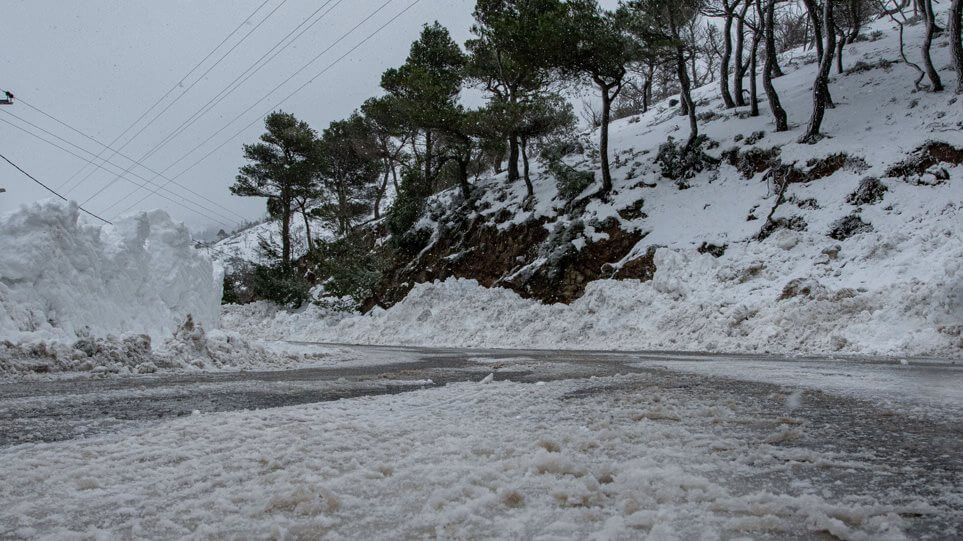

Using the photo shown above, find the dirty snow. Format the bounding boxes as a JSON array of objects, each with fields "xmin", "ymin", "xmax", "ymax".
[{"xmin": 3, "ymin": 374, "xmax": 957, "ymax": 539}]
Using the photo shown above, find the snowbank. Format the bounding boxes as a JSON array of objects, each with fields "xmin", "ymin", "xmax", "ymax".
[
  {"xmin": 224, "ymin": 238, "xmax": 962, "ymax": 357},
  {"xmin": 0, "ymin": 200, "xmax": 222, "ymax": 343},
  {"xmin": 0, "ymin": 324, "xmax": 306, "ymax": 378}
]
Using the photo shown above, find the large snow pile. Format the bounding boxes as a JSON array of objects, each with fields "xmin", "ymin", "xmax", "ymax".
[
  {"xmin": 0, "ymin": 200, "xmax": 222, "ymax": 342},
  {"xmin": 223, "ymin": 17, "xmax": 962, "ymax": 357}
]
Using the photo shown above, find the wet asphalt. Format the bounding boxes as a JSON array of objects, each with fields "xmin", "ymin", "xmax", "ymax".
[
  {"xmin": 0, "ymin": 345, "xmax": 959, "ymax": 447},
  {"xmin": 1, "ymin": 345, "xmax": 961, "ymax": 537}
]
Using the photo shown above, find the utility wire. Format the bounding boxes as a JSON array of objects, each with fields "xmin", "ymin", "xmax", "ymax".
[
  {"xmin": 57, "ymin": 0, "xmax": 274, "ymax": 194},
  {"xmin": 0, "ymin": 111, "xmax": 241, "ymax": 225},
  {"xmin": 111, "ymin": 0, "xmax": 418, "ymax": 217},
  {"xmin": 0, "ymin": 116, "xmax": 237, "ymax": 227},
  {"xmin": 118, "ymin": 0, "xmax": 345, "ymax": 174},
  {"xmin": 3, "ymin": 103, "xmax": 248, "ymax": 222},
  {"xmin": 99, "ymin": 0, "xmax": 349, "ymax": 212},
  {"xmin": 0, "ymin": 152, "xmax": 112, "ymax": 224},
  {"xmin": 62, "ymin": 0, "xmax": 286, "ymax": 196}
]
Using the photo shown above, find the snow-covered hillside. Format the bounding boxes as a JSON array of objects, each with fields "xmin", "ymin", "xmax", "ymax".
[
  {"xmin": 224, "ymin": 17, "xmax": 963, "ymax": 357},
  {"xmin": 208, "ymin": 192, "xmax": 396, "ymax": 270},
  {"xmin": 206, "ymin": 214, "xmax": 328, "ymax": 269}
]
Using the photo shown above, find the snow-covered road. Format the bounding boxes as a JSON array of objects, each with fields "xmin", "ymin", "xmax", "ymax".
[{"xmin": 1, "ymin": 346, "xmax": 960, "ymax": 539}]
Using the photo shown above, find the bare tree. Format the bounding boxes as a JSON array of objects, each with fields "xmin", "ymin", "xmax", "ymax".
[
  {"xmin": 612, "ymin": 67, "xmax": 657, "ymax": 119},
  {"xmin": 834, "ymin": 0, "xmax": 876, "ymax": 74},
  {"xmin": 775, "ymin": 4, "xmax": 811, "ymax": 52},
  {"xmin": 877, "ymin": 0, "xmax": 925, "ymax": 89},
  {"xmin": 800, "ymin": 0, "xmax": 837, "ymax": 142},
  {"xmin": 580, "ymin": 99, "xmax": 603, "ymax": 129},
  {"xmin": 715, "ymin": 0, "xmax": 744, "ymax": 108},
  {"xmin": 951, "ymin": 0, "xmax": 963, "ymax": 93},
  {"xmin": 734, "ymin": 0, "xmax": 754, "ymax": 105},
  {"xmin": 921, "ymin": 0, "xmax": 943, "ymax": 91},
  {"xmin": 761, "ymin": 0, "xmax": 789, "ymax": 130}
]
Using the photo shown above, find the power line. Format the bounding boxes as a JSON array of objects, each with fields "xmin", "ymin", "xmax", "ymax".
[
  {"xmin": 0, "ymin": 152, "xmax": 112, "ymax": 225},
  {"xmin": 0, "ymin": 111, "xmax": 242, "ymax": 226},
  {"xmin": 3, "ymin": 103, "xmax": 248, "ymax": 222},
  {"xmin": 56, "ymin": 0, "xmax": 275, "ymax": 194},
  {"xmin": 0, "ymin": 115, "xmax": 237, "ymax": 228},
  {"xmin": 111, "ymin": 0, "xmax": 419, "ymax": 217},
  {"xmin": 118, "ymin": 0, "xmax": 345, "ymax": 173},
  {"xmin": 61, "ymin": 0, "xmax": 287, "ymax": 197},
  {"xmin": 98, "ymin": 0, "xmax": 348, "ymax": 212}
]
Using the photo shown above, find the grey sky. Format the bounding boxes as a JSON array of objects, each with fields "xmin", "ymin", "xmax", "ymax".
[{"xmin": 0, "ymin": 0, "xmax": 616, "ymax": 231}]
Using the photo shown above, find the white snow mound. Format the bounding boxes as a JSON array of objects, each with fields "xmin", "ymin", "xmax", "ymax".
[{"xmin": 0, "ymin": 200, "xmax": 222, "ymax": 342}]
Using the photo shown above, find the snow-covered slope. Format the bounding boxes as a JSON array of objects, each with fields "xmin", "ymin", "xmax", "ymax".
[
  {"xmin": 224, "ymin": 18, "xmax": 963, "ymax": 357},
  {"xmin": 208, "ymin": 190, "xmax": 396, "ymax": 269},
  {"xmin": 0, "ymin": 200, "xmax": 222, "ymax": 342},
  {"xmin": 206, "ymin": 214, "xmax": 324, "ymax": 269}
]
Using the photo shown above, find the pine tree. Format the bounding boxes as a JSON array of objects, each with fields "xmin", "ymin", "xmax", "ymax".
[
  {"xmin": 561, "ymin": 0, "xmax": 647, "ymax": 194},
  {"xmin": 624, "ymin": 0, "xmax": 706, "ymax": 151},
  {"xmin": 231, "ymin": 112, "xmax": 318, "ymax": 268},
  {"xmin": 381, "ymin": 22, "xmax": 467, "ymax": 192},
  {"xmin": 360, "ymin": 96, "xmax": 413, "ymax": 219},
  {"xmin": 315, "ymin": 114, "xmax": 381, "ymax": 236},
  {"xmin": 466, "ymin": 0, "xmax": 568, "ymax": 184}
]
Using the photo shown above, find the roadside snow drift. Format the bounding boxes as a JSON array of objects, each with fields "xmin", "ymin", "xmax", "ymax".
[{"xmin": 0, "ymin": 200, "xmax": 221, "ymax": 342}]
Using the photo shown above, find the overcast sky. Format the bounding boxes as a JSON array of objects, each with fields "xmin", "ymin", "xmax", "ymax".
[{"xmin": 0, "ymin": 0, "xmax": 616, "ymax": 233}]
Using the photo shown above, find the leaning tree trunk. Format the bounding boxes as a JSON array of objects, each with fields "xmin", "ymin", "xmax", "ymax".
[
  {"xmin": 922, "ymin": 0, "xmax": 944, "ymax": 91},
  {"xmin": 924, "ymin": 0, "xmax": 943, "ymax": 32},
  {"xmin": 764, "ymin": 3, "xmax": 784, "ymax": 78},
  {"xmin": 734, "ymin": 2, "xmax": 752, "ymax": 106},
  {"xmin": 802, "ymin": 0, "xmax": 825, "ymax": 64},
  {"xmin": 520, "ymin": 137, "xmax": 533, "ymax": 199},
  {"xmin": 951, "ymin": 0, "xmax": 963, "ymax": 93},
  {"xmin": 280, "ymin": 193, "xmax": 292, "ymax": 269},
  {"xmin": 597, "ymin": 78, "xmax": 619, "ymax": 194},
  {"xmin": 507, "ymin": 135, "xmax": 521, "ymax": 182},
  {"xmin": 390, "ymin": 163, "xmax": 399, "ymax": 191},
  {"xmin": 676, "ymin": 45, "xmax": 699, "ymax": 150},
  {"xmin": 423, "ymin": 130, "xmax": 434, "ymax": 190},
  {"xmin": 373, "ymin": 164, "xmax": 390, "ymax": 220},
  {"xmin": 763, "ymin": 0, "xmax": 789, "ymax": 131},
  {"xmin": 299, "ymin": 202, "xmax": 314, "ymax": 253},
  {"xmin": 749, "ymin": 23, "xmax": 762, "ymax": 117},
  {"xmin": 457, "ymin": 158, "xmax": 472, "ymax": 201},
  {"xmin": 801, "ymin": 0, "xmax": 837, "ymax": 142},
  {"xmin": 835, "ymin": 25, "xmax": 847, "ymax": 74},
  {"xmin": 643, "ymin": 63, "xmax": 655, "ymax": 112},
  {"xmin": 721, "ymin": 5, "xmax": 737, "ymax": 109}
]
